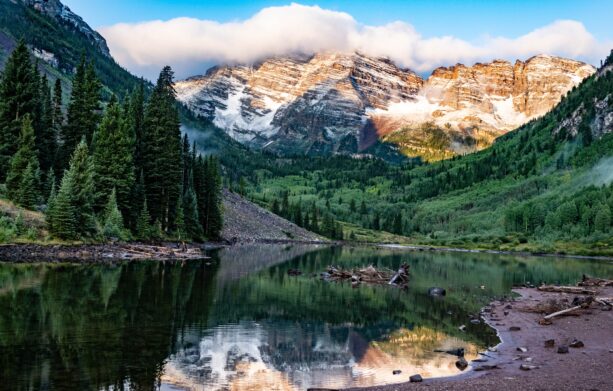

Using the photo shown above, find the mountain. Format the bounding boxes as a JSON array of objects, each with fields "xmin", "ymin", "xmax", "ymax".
[
  {"xmin": 0, "ymin": 0, "xmax": 140, "ymax": 95},
  {"xmin": 244, "ymin": 51, "xmax": 613, "ymax": 254},
  {"xmin": 176, "ymin": 52, "xmax": 594, "ymax": 160}
]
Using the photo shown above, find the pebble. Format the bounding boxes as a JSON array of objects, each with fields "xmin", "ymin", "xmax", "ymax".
[
  {"xmin": 557, "ymin": 346, "xmax": 569, "ymax": 354},
  {"xmin": 517, "ymin": 347, "xmax": 528, "ymax": 353},
  {"xmin": 520, "ymin": 364, "xmax": 538, "ymax": 371},
  {"xmin": 570, "ymin": 339, "xmax": 584, "ymax": 348},
  {"xmin": 393, "ymin": 370, "xmax": 402, "ymax": 375},
  {"xmin": 544, "ymin": 339, "xmax": 555, "ymax": 348},
  {"xmin": 410, "ymin": 374, "xmax": 423, "ymax": 382},
  {"xmin": 470, "ymin": 319, "xmax": 481, "ymax": 325},
  {"xmin": 509, "ymin": 326, "xmax": 521, "ymax": 331}
]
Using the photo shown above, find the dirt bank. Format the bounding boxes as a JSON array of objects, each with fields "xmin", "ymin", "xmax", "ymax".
[{"xmin": 350, "ymin": 285, "xmax": 613, "ymax": 391}]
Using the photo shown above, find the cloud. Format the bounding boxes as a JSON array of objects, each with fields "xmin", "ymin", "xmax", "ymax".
[{"xmin": 99, "ymin": 3, "xmax": 611, "ymax": 80}]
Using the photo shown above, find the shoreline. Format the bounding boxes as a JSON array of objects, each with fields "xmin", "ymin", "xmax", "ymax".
[
  {"xmin": 350, "ymin": 285, "xmax": 613, "ymax": 391},
  {"xmin": 2, "ymin": 240, "xmax": 613, "ymax": 263}
]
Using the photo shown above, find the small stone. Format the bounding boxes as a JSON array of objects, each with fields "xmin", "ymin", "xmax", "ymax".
[
  {"xmin": 393, "ymin": 370, "xmax": 402, "ymax": 375},
  {"xmin": 488, "ymin": 346, "xmax": 498, "ymax": 352},
  {"xmin": 517, "ymin": 347, "xmax": 528, "ymax": 353},
  {"xmin": 509, "ymin": 326, "xmax": 521, "ymax": 331},
  {"xmin": 409, "ymin": 374, "xmax": 423, "ymax": 383},
  {"xmin": 601, "ymin": 306, "xmax": 612, "ymax": 312},
  {"xmin": 504, "ymin": 311, "xmax": 509, "ymax": 316},
  {"xmin": 539, "ymin": 319, "xmax": 553, "ymax": 326},
  {"xmin": 428, "ymin": 287, "xmax": 446, "ymax": 297},
  {"xmin": 455, "ymin": 357, "xmax": 468, "ymax": 371},
  {"xmin": 470, "ymin": 319, "xmax": 480, "ymax": 325},
  {"xmin": 459, "ymin": 325, "xmax": 466, "ymax": 332},
  {"xmin": 569, "ymin": 340, "xmax": 584, "ymax": 348},
  {"xmin": 474, "ymin": 365, "xmax": 499, "ymax": 371},
  {"xmin": 520, "ymin": 364, "xmax": 537, "ymax": 371},
  {"xmin": 544, "ymin": 339, "xmax": 555, "ymax": 348},
  {"xmin": 525, "ymin": 357, "xmax": 533, "ymax": 362},
  {"xmin": 557, "ymin": 346, "xmax": 569, "ymax": 354},
  {"xmin": 505, "ymin": 304, "xmax": 513, "ymax": 310}
]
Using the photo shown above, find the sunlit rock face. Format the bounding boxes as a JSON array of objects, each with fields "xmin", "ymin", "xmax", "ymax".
[
  {"xmin": 160, "ymin": 322, "xmax": 480, "ymax": 391},
  {"xmin": 176, "ymin": 53, "xmax": 594, "ymax": 159}
]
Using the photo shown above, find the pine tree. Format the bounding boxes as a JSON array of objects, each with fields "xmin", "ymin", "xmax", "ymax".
[
  {"xmin": 51, "ymin": 140, "xmax": 96, "ymax": 238},
  {"xmin": 202, "ymin": 156, "xmax": 223, "ymax": 239},
  {"xmin": 36, "ymin": 74, "xmax": 56, "ymax": 173},
  {"xmin": 0, "ymin": 40, "xmax": 40, "ymax": 179},
  {"xmin": 102, "ymin": 189, "xmax": 126, "ymax": 240},
  {"xmin": 52, "ymin": 79, "xmax": 64, "ymax": 174},
  {"xmin": 129, "ymin": 83, "xmax": 146, "ymax": 176},
  {"xmin": 92, "ymin": 97, "xmax": 135, "ymax": 217},
  {"xmin": 142, "ymin": 66, "xmax": 181, "ymax": 231},
  {"xmin": 47, "ymin": 170, "xmax": 77, "ymax": 240},
  {"xmin": 6, "ymin": 116, "xmax": 40, "ymax": 206},
  {"xmin": 18, "ymin": 162, "xmax": 39, "ymax": 209},
  {"xmin": 135, "ymin": 197, "xmax": 152, "ymax": 240},
  {"xmin": 183, "ymin": 183, "xmax": 203, "ymax": 241},
  {"xmin": 61, "ymin": 59, "xmax": 100, "ymax": 170}
]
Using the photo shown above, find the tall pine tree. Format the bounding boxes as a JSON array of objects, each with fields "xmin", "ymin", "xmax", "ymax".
[
  {"xmin": 0, "ymin": 40, "xmax": 40, "ymax": 180},
  {"xmin": 92, "ymin": 96, "xmax": 135, "ymax": 219},
  {"xmin": 142, "ymin": 66, "xmax": 181, "ymax": 232}
]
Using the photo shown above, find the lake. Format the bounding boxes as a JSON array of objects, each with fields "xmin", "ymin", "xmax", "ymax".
[{"xmin": 1, "ymin": 244, "xmax": 612, "ymax": 390}]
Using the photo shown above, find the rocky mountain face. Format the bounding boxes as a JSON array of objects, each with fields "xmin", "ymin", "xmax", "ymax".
[
  {"xmin": 176, "ymin": 53, "xmax": 595, "ymax": 159},
  {"xmin": 18, "ymin": 0, "xmax": 110, "ymax": 57}
]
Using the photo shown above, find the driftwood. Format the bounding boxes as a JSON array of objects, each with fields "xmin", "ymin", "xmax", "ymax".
[
  {"xmin": 578, "ymin": 275, "xmax": 613, "ymax": 287},
  {"xmin": 322, "ymin": 263, "xmax": 410, "ymax": 288},
  {"xmin": 537, "ymin": 285, "xmax": 596, "ymax": 295},
  {"xmin": 543, "ymin": 305, "xmax": 583, "ymax": 320}
]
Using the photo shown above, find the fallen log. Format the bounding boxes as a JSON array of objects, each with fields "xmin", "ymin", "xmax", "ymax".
[
  {"xmin": 388, "ymin": 263, "xmax": 410, "ymax": 286},
  {"xmin": 537, "ymin": 285, "xmax": 596, "ymax": 295},
  {"xmin": 578, "ymin": 275, "xmax": 613, "ymax": 287},
  {"xmin": 543, "ymin": 305, "xmax": 582, "ymax": 320}
]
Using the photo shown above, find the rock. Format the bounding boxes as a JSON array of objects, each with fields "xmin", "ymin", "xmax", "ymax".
[
  {"xmin": 455, "ymin": 357, "xmax": 468, "ymax": 371},
  {"xmin": 509, "ymin": 326, "xmax": 521, "ymax": 331},
  {"xmin": 505, "ymin": 304, "xmax": 513, "ymax": 309},
  {"xmin": 470, "ymin": 319, "xmax": 481, "ymax": 324},
  {"xmin": 520, "ymin": 364, "xmax": 538, "ymax": 371},
  {"xmin": 393, "ymin": 370, "xmax": 402, "ymax": 375},
  {"xmin": 504, "ymin": 311, "xmax": 509, "ymax": 316},
  {"xmin": 569, "ymin": 339, "xmax": 584, "ymax": 348},
  {"xmin": 539, "ymin": 318, "xmax": 553, "ymax": 326},
  {"xmin": 428, "ymin": 287, "xmax": 446, "ymax": 297},
  {"xmin": 557, "ymin": 346, "xmax": 569, "ymax": 354},
  {"xmin": 459, "ymin": 325, "xmax": 466, "ymax": 332},
  {"xmin": 544, "ymin": 339, "xmax": 555, "ymax": 348},
  {"xmin": 409, "ymin": 374, "xmax": 423, "ymax": 383},
  {"xmin": 517, "ymin": 347, "xmax": 528, "ymax": 353}
]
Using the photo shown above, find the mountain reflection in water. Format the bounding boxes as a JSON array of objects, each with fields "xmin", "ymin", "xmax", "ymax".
[{"xmin": 0, "ymin": 244, "xmax": 611, "ymax": 391}]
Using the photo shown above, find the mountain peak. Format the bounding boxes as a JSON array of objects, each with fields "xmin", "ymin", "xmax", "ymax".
[
  {"xmin": 176, "ymin": 53, "xmax": 595, "ymax": 159},
  {"xmin": 20, "ymin": 0, "xmax": 110, "ymax": 57}
]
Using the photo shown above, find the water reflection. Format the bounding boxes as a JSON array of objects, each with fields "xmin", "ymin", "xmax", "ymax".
[{"xmin": 0, "ymin": 245, "xmax": 611, "ymax": 390}]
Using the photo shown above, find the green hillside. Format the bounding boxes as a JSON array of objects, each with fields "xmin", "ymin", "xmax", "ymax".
[{"xmin": 242, "ymin": 52, "xmax": 613, "ymax": 255}]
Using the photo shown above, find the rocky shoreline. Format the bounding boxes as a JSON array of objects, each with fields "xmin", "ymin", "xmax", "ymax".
[
  {"xmin": 0, "ymin": 242, "xmax": 216, "ymax": 263},
  {"xmin": 350, "ymin": 283, "xmax": 613, "ymax": 391}
]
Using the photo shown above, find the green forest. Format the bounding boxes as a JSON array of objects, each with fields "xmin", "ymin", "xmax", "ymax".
[{"xmin": 0, "ymin": 41, "xmax": 222, "ymax": 243}]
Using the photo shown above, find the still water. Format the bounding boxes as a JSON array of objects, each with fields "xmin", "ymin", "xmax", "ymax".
[{"xmin": 1, "ymin": 244, "xmax": 612, "ymax": 390}]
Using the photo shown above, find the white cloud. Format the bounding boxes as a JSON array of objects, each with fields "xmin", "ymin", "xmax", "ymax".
[{"xmin": 99, "ymin": 3, "xmax": 611, "ymax": 80}]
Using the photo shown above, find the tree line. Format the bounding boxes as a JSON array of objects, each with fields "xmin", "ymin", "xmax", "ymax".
[{"xmin": 0, "ymin": 41, "xmax": 222, "ymax": 242}]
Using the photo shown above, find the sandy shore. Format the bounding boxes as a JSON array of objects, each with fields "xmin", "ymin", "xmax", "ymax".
[{"xmin": 348, "ymin": 285, "xmax": 613, "ymax": 391}]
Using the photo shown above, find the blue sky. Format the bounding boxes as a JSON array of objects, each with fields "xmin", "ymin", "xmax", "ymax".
[{"xmin": 63, "ymin": 1, "xmax": 612, "ymax": 80}]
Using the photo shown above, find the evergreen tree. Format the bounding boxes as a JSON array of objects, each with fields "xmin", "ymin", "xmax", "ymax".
[
  {"xmin": 52, "ymin": 79, "xmax": 64, "ymax": 173},
  {"xmin": 36, "ymin": 74, "xmax": 56, "ymax": 173},
  {"xmin": 18, "ymin": 162, "xmax": 39, "ymax": 209},
  {"xmin": 142, "ymin": 66, "xmax": 181, "ymax": 231},
  {"xmin": 49, "ymin": 140, "xmax": 96, "ymax": 238},
  {"xmin": 201, "ymin": 156, "xmax": 223, "ymax": 239},
  {"xmin": 129, "ymin": 83, "xmax": 146, "ymax": 176},
  {"xmin": 92, "ymin": 97, "xmax": 135, "ymax": 218},
  {"xmin": 0, "ymin": 40, "xmax": 39, "ymax": 179},
  {"xmin": 47, "ymin": 169, "xmax": 77, "ymax": 240},
  {"xmin": 61, "ymin": 58, "xmax": 100, "ymax": 170},
  {"xmin": 102, "ymin": 189, "xmax": 126, "ymax": 240},
  {"xmin": 135, "ymin": 197, "xmax": 152, "ymax": 240},
  {"xmin": 6, "ymin": 116, "xmax": 40, "ymax": 206}
]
